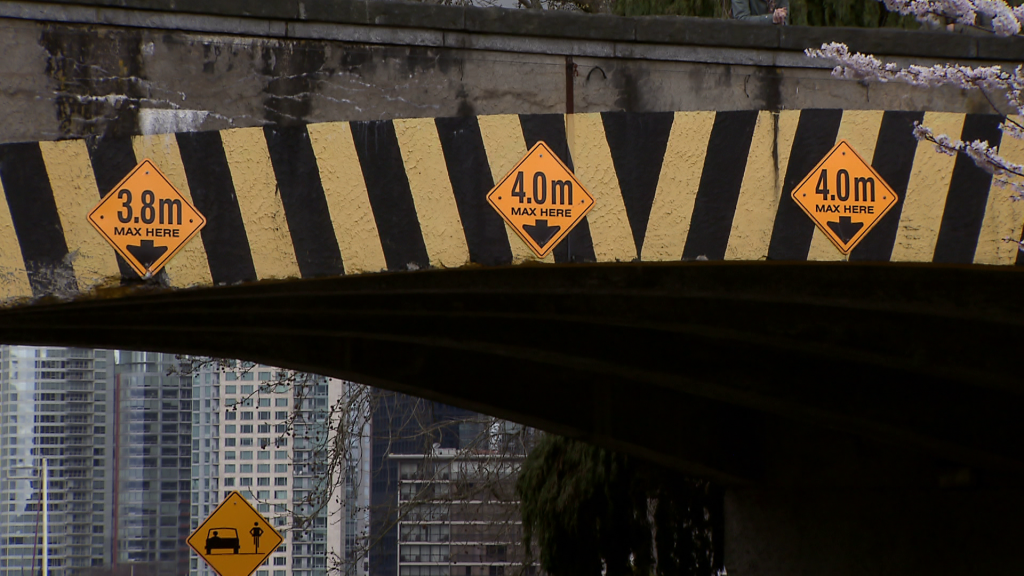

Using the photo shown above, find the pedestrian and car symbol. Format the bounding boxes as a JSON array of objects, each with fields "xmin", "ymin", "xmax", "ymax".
[
  {"xmin": 791, "ymin": 140, "xmax": 898, "ymax": 255},
  {"xmin": 487, "ymin": 141, "xmax": 595, "ymax": 258},
  {"xmin": 188, "ymin": 491, "xmax": 283, "ymax": 576},
  {"xmin": 205, "ymin": 528, "xmax": 240, "ymax": 555}
]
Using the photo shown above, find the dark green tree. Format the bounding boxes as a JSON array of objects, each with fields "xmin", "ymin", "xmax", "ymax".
[
  {"xmin": 611, "ymin": 0, "xmax": 919, "ymax": 27},
  {"xmin": 516, "ymin": 435, "xmax": 719, "ymax": 576}
]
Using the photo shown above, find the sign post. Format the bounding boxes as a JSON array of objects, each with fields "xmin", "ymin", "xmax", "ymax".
[{"xmin": 188, "ymin": 491, "xmax": 283, "ymax": 576}]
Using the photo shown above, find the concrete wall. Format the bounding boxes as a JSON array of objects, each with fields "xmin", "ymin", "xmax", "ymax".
[{"xmin": 1, "ymin": 0, "xmax": 1022, "ymax": 145}]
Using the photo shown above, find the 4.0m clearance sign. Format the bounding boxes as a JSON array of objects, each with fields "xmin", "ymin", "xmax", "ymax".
[{"xmin": 791, "ymin": 140, "xmax": 898, "ymax": 254}]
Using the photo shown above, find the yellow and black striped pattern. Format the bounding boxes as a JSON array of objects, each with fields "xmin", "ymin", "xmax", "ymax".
[{"xmin": 1, "ymin": 109, "xmax": 1022, "ymax": 305}]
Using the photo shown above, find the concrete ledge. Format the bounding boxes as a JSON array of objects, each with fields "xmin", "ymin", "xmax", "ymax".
[{"xmin": 16, "ymin": 0, "xmax": 1024, "ymax": 63}]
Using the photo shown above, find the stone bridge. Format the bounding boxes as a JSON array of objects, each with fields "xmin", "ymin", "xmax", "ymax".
[{"xmin": 2, "ymin": 1, "xmax": 1024, "ymax": 573}]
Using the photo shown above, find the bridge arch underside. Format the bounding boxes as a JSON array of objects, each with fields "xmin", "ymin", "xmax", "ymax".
[{"xmin": 2, "ymin": 261, "xmax": 1024, "ymax": 489}]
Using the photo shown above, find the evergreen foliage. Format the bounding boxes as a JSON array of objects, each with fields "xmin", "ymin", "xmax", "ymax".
[
  {"xmin": 612, "ymin": 0, "xmax": 920, "ymax": 28},
  {"xmin": 516, "ymin": 435, "xmax": 718, "ymax": 576}
]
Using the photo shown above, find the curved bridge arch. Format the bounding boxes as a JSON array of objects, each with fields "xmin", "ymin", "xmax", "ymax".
[{"xmin": 2, "ymin": 109, "xmax": 1022, "ymax": 304}]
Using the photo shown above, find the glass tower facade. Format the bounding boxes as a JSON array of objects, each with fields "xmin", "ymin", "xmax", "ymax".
[
  {"xmin": 114, "ymin": 351, "xmax": 193, "ymax": 576},
  {"xmin": 0, "ymin": 346, "xmax": 116, "ymax": 576}
]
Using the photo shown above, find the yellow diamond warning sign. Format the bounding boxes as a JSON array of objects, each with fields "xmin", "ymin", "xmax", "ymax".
[
  {"xmin": 87, "ymin": 159, "xmax": 206, "ymax": 277},
  {"xmin": 487, "ymin": 141, "xmax": 595, "ymax": 258},
  {"xmin": 792, "ymin": 140, "xmax": 898, "ymax": 255},
  {"xmin": 188, "ymin": 491, "xmax": 283, "ymax": 576}
]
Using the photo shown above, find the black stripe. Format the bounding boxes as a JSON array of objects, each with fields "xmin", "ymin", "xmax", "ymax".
[
  {"xmin": 682, "ymin": 111, "xmax": 760, "ymax": 261},
  {"xmin": 264, "ymin": 125, "xmax": 345, "ymax": 278},
  {"xmin": 0, "ymin": 142, "xmax": 77, "ymax": 296},
  {"xmin": 933, "ymin": 114, "xmax": 1003, "ymax": 264},
  {"xmin": 349, "ymin": 120, "xmax": 430, "ymax": 272},
  {"xmin": 85, "ymin": 135, "xmax": 143, "ymax": 281},
  {"xmin": 435, "ymin": 116, "xmax": 513, "ymax": 266},
  {"xmin": 849, "ymin": 111, "xmax": 925, "ymax": 261},
  {"xmin": 175, "ymin": 131, "xmax": 257, "ymax": 285},
  {"xmin": 601, "ymin": 111, "xmax": 675, "ymax": 256},
  {"xmin": 767, "ymin": 109, "xmax": 844, "ymax": 261},
  {"xmin": 519, "ymin": 114, "xmax": 596, "ymax": 263}
]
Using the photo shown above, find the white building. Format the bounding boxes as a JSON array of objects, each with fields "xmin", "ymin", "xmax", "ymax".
[
  {"xmin": 0, "ymin": 346, "xmax": 116, "ymax": 576},
  {"xmin": 190, "ymin": 363, "xmax": 369, "ymax": 576}
]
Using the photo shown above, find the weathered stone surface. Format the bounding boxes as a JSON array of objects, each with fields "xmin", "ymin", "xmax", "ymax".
[{"xmin": 0, "ymin": 0, "xmax": 1018, "ymax": 144}]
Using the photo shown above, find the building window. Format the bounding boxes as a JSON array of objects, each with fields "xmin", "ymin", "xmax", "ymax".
[
  {"xmin": 241, "ymin": 465, "xmax": 253, "ymax": 473},
  {"xmin": 274, "ymin": 477, "xmax": 287, "ymax": 486},
  {"xmin": 259, "ymin": 372, "xmax": 272, "ymax": 381},
  {"xmin": 225, "ymin": 412, "xmax": 236, "ymax": 421},
  {"xmin": 275, "ymin": 451, "xmax": 287, "ymax": 460},
  {"xmin": 240, "ymin": 425, "xmax": 253, "ymax": 434},
  {"xmin": 225, "ymin": 452, "xmax": 236, "ymax": 460},
  {"xmin": 225, "ymin": 373, "xmax": 237, "ymax": 381},
  {"xmin": 258, "ymin": 477, "xmax": 270, "ymax": 486},
  {"xmin": 241, "ymin": 385, "xmax": 254, "ymax": 394},
  {"xmin": 241, "ymin": 451, "xmax": 253, "ymax": 460},
  {"xmin": 274, "ymin": 558, "xmax": 287, "ymax": 566},
  {"xmin": 224, "ymin": 478, "xmax": 235, "ymax": 487},
  {"xmin": 225, "ymin": 385, "xmax": 236, "ymax": 395},
  {"xmin": 241, "ymin": 412, "xmax": 254, "ymax": 421},
  {"xmin": 226, "ymin": 425, "xmax": 236, "ymax": 434},
  {"xmin": 225, "ymin": 438, "xmax": 236, "ymax": 447},
  {"xmin": 274, "ymin": 490, "xmax": 288, "ymax": 499},
  {"xmin": 240, "ymin": 478, "xmax": 252, "ymax": 486}
]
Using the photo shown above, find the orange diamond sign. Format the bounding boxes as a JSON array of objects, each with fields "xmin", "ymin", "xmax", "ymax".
[
  {"xmin": 792, "ymin": 140, "xmax": 898, "ymax": 255},
  {"xmin": 87, "ymin": 159, "xmax": 206, "ymax": 277},
  {"xmin": 487, "ymin": 141, "xmax": 595, "ymax": 258},
  {"xmin": 188, "ymin": 491, "xmax": 283, "ymax": 576}
]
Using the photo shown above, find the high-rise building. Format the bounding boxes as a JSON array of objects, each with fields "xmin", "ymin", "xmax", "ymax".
[
  {"xmin": 369, "ymin": 394, "xmax": 470, "ymax": 576},
  {"xmin": 0, "ymin": 346, "xmax": 116, "ymax": 576},
  {"xmin": 113, "ymin": 351, "xmax": 193, "ymax": 576},
  {"xmin": 392, "ymin": 444, "xmax": 534, "ymax": 576},
  {"xmin": 370, "ymin": 396, "xmax": 539, "ymax": 576},
  {"xmin": 189, "ymin": 362, "xmax": 359, "ymax": 576}
]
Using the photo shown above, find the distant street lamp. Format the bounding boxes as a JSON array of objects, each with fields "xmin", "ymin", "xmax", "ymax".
[{"xmin": 10, "ymin": 460, "xmax": 50, "ymax": 576}]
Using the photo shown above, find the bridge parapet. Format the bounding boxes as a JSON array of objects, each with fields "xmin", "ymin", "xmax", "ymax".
[{"xmin": 1, "ymin": 0, "xmax": 1022, "ymax": 145}]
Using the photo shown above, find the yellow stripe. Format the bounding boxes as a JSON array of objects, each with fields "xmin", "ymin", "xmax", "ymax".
[
  {"xmin": 890, "ymin": 112, "xmax": 965, "ymax": 262},
  {"xmin": 726, "ymin": 110, "xmax": 799, "ymax": 261},
  {"xmin": 219, "ymin": 127, "xmax": 302, "ymax": 280},
  {"xmin": 306, "ymin": 122, "xmax": 388, "ymax": 275},
  {"xmin": 0, "ymin": 179, "xmax": 32, "ymax": 302},
  {"xmin": 566, "ymin": 113, "xmax": 636, "ymax": 262},
  {"xmin": 393, "ymin": 117, "xmax": 471, "ymax": 269},
  {"xmin": 807, "ymin": 110, "xmax": 885, "ymax": 261},
  {"xmin": 132, "ymin": 134, "xmax": 214, "ymax": 287},
  {"xmin": 975, "ymin": 117, "xmax": 1024, "ymax": 265},
  {"xmin": 642, "ymin": 111, "xmax": 717, "ymax": 261},
  {"xmin": 477, "ymin": 114, "xmax": 553, "ymax": 263},
  {"xmin": 38, "ymin": 140, "xmax": 122, "ymax": 291}
]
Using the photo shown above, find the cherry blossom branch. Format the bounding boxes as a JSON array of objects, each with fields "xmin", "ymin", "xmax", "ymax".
[{"xmin": 913, "ymin": 122, "xmax": 1024, "ymax": 199}]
